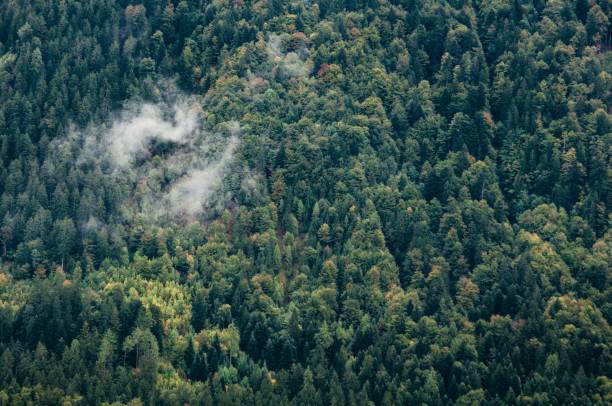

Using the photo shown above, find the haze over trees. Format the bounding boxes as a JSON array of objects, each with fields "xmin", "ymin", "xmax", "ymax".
[{"xmin": 0, "ymin": 0, "xmax": 610, "ymax": 404}]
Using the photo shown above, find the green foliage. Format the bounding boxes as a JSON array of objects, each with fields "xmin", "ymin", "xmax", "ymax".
[{"xmin": 0, "ymin": 0, "xmax": 610, "ymax": 404}]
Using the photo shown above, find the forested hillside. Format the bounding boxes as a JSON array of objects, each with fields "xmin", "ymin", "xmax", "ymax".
[{"xmin": 0, "ymin": 0, "xmax": 610, "ymax": 404}]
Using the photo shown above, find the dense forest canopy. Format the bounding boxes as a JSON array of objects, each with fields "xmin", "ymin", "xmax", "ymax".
[{"xmin": 0, "ymin": 0, "xmax": 610, "ymax": 404}]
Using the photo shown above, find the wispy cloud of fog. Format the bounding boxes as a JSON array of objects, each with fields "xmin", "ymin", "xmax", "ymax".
[
  {"xmin": 162, "ymin": 135, "xmax": 238, "ymax": 217},
  {"xmin": 266, "ymin": 33, "xmax": 311, "ymax": 79},
  {"xmin": 57, "ymin": 92, "xmax": 240, "ymax": 223},
  {"xmin": 266, "ymin": 33, "xmax": 284, "ymax": 59},
  {"xmin": 107, "ymin": 102, "xmax": 201, "ymax": 167},
  {"xmin": 138, "ymin": 121, "xmax": 242, "ymax": 220}
]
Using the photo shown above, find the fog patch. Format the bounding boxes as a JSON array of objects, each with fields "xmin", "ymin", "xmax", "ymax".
[
  {"xmin": 107, "ymin": 102, "xmax": 201, "ymax": 167},
  {"xmin": 56, "ymin": 93, "xmax": 241, "ymax": 223},
  {"xmin": 266, "ymin": 33, "xmax": 311, "ymax": 79},
  {"xmin": 141, "ymin": 122, "xmax": 241, "ymax": 220}
]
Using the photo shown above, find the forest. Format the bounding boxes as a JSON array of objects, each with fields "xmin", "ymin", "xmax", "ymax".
[{"xmin": 0, "ymin": 0, "xmax": 610, "ymax": 404}]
